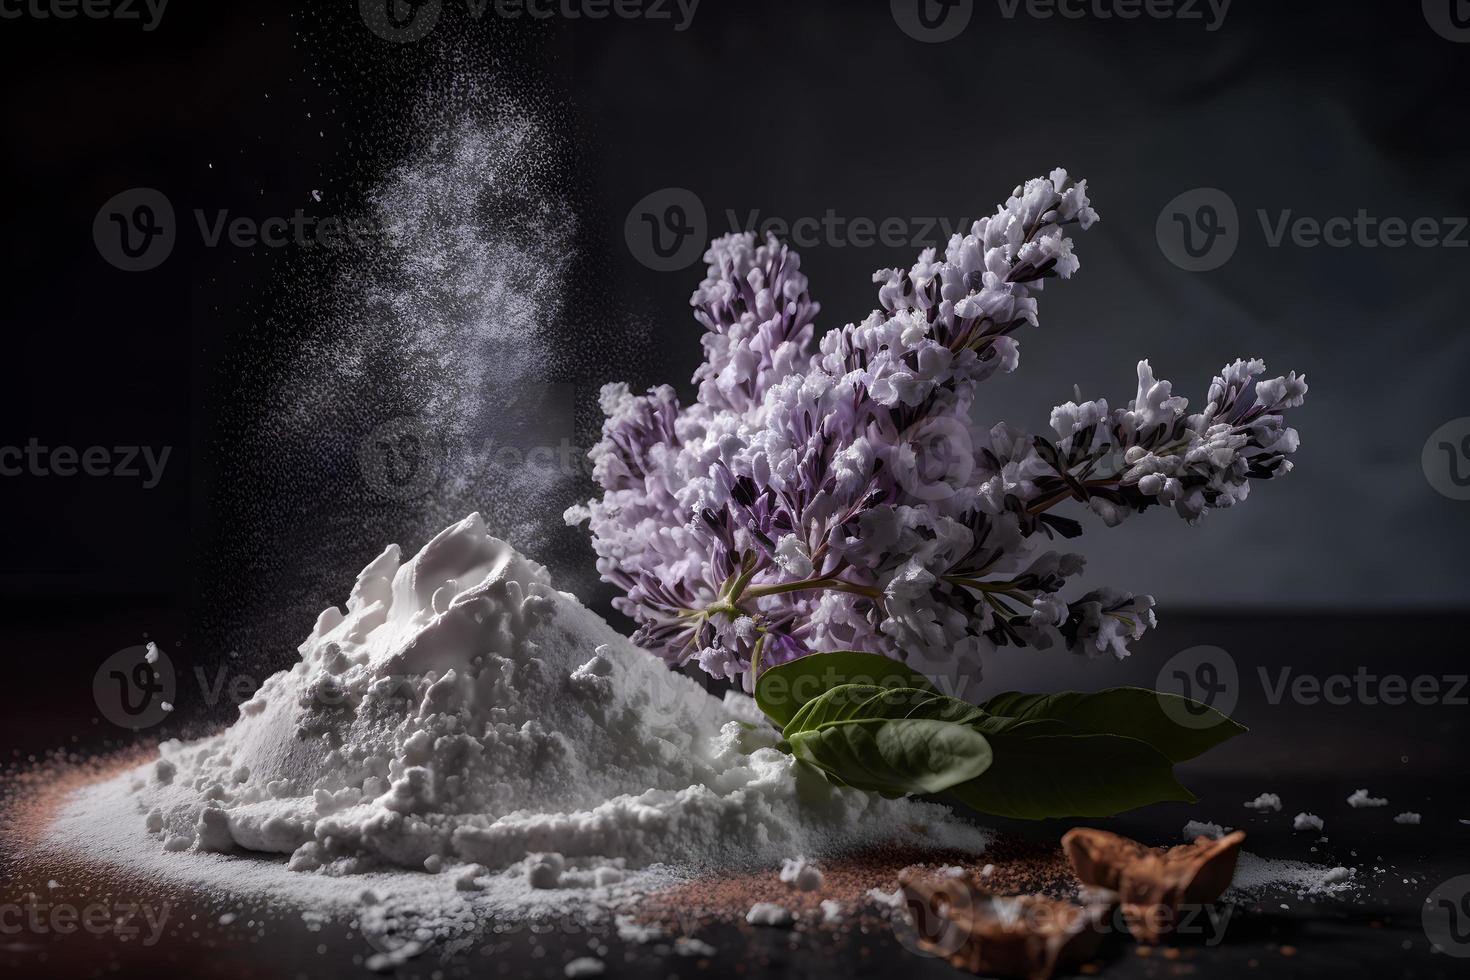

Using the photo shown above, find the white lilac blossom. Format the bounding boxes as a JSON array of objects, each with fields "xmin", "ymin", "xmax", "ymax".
[{"xmin": 569, "ymin": 171, "xmax": 1307, "ymax": 688}]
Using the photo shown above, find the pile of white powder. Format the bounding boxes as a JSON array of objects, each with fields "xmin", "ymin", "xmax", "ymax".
[
  {"xmin": 40, "ymin": 514, "xmax": 1367, "ymax": 969},
  {"xmin": 47, "ymin": 515, "xmax": 987, "ymax": 921}
]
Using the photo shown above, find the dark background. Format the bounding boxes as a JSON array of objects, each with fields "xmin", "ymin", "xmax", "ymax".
[
  {"xmin": 3, "ymin": 0, "xmax": 1469, "ymax": 639},
  {"xmin": 0, "ymin": 0, "xmax": 1466, "ymax": 740},
  {"xmin": 1, "ymin": 4, "xmax": 1469, "ymax": 977}
]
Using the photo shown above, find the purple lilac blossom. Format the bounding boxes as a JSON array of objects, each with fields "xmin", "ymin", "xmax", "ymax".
[{"xmin": 567, "ymin": 170, "xmax": 1307, "ymax": 690}]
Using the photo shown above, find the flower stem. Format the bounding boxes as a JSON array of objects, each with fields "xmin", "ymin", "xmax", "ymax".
[{"xmin": 744, "ymin": 577, "xmax": 883, "ymax": 602}]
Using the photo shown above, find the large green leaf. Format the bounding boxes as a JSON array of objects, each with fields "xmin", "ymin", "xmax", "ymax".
[
  {"xmin": 783, "ymin": 684, "xmax": 986, "ymax": 738},
  {"xmin": 788, "ymin": 718, "xmax": 994, "ymax": 797},
  {"xmin": 980, "ymin": 688, "xmax": 1246, "ymax": 763},
  {"xmin": 755, "ymin": 651, "xmax": 935, "ymax": 730},
  {"xmin": 947, "ymin": 728, "xmax": 1197, "ymax": 820}
]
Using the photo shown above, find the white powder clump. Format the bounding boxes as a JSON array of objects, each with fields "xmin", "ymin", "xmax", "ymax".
[
  {"xmin": 563, "ymin": 957, "xmax": 605, "ymax": 977},
  {"xmin": 1244, "ymin": 793, "xmax": 1282, "ymax": 812},
  {"xmin": 779, "ymin": 856, "xmax": 825, "ymax": 892},
  {"xmin": 1293, "ymin": 812, "xmax": 1325, "ymax": 832},
  {"xmin": 1347, "ymin": 788, "xmax": 1389, "ymax": 809},
  {"xmin": 1183, "ymin": 820, "xmax": 1229, "ymax": 840},
  {"xmin": 674, "ymin": 937, "xmax": 717, "ymax": 957},
  {"xmin": 866, "ymin": 887, "xmax": 904, "ymax": 910},
  {"xmin": 47, "ymin": 516, "xmax": 989, "ymax": 921},
  {"xmin": 745, "ymin": 902, "xmax": 794, "ymax": 927},
  {"xmin": 1394, "ymin": 812, "xmax": 1422, "ymax": 825},
  {"xmin": 1230, "ymin": 855, "xmax": 1356, "ymax": 899},
  {"xmin": 820, "ymin": 899, "xmax": 844, "ymax": 922}
]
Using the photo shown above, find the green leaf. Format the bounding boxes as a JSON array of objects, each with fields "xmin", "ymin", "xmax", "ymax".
[
  {"xmin": 947, "ymin": 729, "xmax": 1197, "ymax": 820},
  {"xmin": 980, "ymin": 688, "xmax": 1247, "ymax": 763},
  {"xmin": 788, "ymin": 718, "xmax": 994, "ymax": 797},
  {"xmin": 754, "ymin": 651, "xmax": 936, "ymax": 730},
  {"xmin": 783, "ymin": 684, "xmax": 986, "ymax": 738}
]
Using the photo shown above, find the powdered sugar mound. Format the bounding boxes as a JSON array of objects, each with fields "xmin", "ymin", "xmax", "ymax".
[{"xmin": 49, "ymin": 517, "xmax": 988, "ymax": 903}]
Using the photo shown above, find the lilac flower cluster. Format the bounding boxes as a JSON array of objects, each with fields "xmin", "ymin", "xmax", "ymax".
[{"xmin": 568, "ymin": 171, "xmax": 1307, "ymax": 689}]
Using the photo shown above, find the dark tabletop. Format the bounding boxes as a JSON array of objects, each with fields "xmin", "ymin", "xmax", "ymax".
[{"xmin": 3, "ymin": 609, "xmax": 1468, "ymax": 979}]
